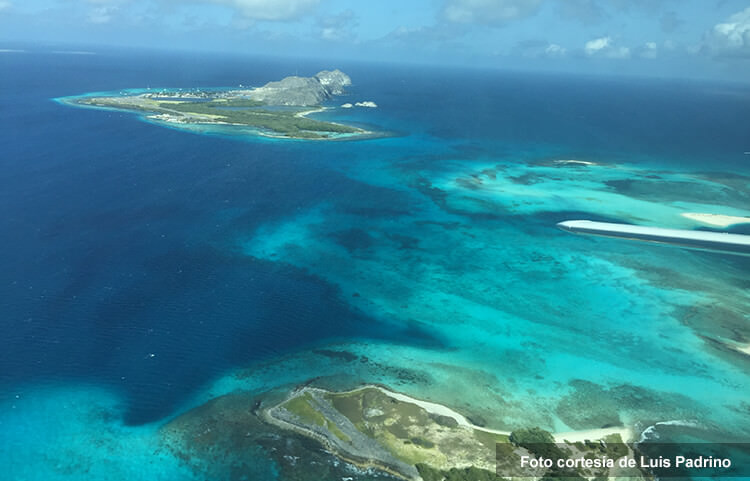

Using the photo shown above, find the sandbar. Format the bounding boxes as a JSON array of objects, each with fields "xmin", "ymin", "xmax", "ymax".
[
  {"xmin": 553, "ymin": 159, "xmax": 597, "ymax": 166},
  {"xmin": 681, "ymin": 212, "xmax": 750, "ymax": 227}
]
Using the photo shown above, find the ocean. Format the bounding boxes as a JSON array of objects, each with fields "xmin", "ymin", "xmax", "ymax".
[{"xmin": 0, "ymin": 47, "xmax": 748, "ymax": 480}]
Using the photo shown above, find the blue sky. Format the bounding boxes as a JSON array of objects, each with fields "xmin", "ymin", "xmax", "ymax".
[{"xmin": 2, "ymin": 0, "xmax": 750, "ymax": 81}]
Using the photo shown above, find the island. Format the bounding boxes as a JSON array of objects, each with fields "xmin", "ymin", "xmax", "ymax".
[
  {"xmin": 264, "ymin": 385, "xmax": 647, "ymax": 480},
  {"xmin": 56, "ymin": 70, "xmax": 379, "ymax": 140},
  {"xmin": 160, "ymin": 382, "xmax": 651, "ymax": 481}
]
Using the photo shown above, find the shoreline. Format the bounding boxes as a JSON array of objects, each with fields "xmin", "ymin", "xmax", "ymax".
[
  {"xmin": 733, "ymin": 343, "xmax": 750, "ymax": 356},
  {"xmin": 57, "ymin": 93, "xmax": 379, "ymax": 141},
  {"xmin": 681, "ymin": 212, "xmax": 750, "ymax": 227},
  {"xmin": 275, "ymin": 383, "xmax": 637, "ymax": 441},
  {"xmin": 263, "ymin": 384, "xmax": 641, "ymax": 481},
  {"xmin": 367, "ymin": 385, "xmax": 511, "ymax": 435},
  {"xmin": 368, "ymin": 385, "xmax": 634, "ymax": 443},
  {"xmin": 262, "ymin": 389, "xmax": 416, "ymax": 480}
]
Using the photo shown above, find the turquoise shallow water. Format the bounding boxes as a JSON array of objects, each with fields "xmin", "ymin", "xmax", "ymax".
[
  {"xmin": 242, "ymin": 145, "xmax": 750, "ymax": 431},
  {"xmin": 1, "ymin": 50, "xmax": 749, "ymax": 479}
]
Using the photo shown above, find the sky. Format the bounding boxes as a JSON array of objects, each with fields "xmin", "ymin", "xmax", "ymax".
[{"xmin": 1, "ymin": 0, "xmax": 750, "ymax": 81}]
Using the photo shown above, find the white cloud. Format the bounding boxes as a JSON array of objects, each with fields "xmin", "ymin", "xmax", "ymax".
[
  {"xmin": 544, "ymin": 43, "xmax": 566, "ymax": 57},
  {"xmin": 320, "ymin": 27, "xmax": 338, "ymax": 41},
  {"xmin": 516, "ymin": 39, "xmax": 567, "ymax": 58},
  {"xmin": 584, "ymin": 36, "xmax": 630, "ymax": 59},
  {"xmin": 87, "ymin": 6, "xmax": 117, "ymax": 24},
  {"xmin": 640, "ymin": 41, "xmax": 657, "ymax": 59},
  {"xmin": 0, "ymin": 0, "xmax": 12, "ymax": 11},
  {"xmin": 584, "ymin": 36, "xmax": 610, "ymax": 54},
  {"xmin": 84, "ymin": 0, "xmax": 131, "ymax": 23},
  {"xmin": 442, "ymin": 0, "xmax": 543, "ymax": 25},
  {"xmin": 703, "ymin": 7, "xmax": 750, "ymax": 57},
  {"xmin": 606, "ymin": 46, "xmax": 630, "ymax": 59},
  {"xmin": 210, "ymin": 0, "xmax": 319, "ymax": 21}
]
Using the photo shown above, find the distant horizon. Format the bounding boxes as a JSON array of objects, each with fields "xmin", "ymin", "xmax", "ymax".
[
  {"xmin": 4, "ymin": 39, "xmax": 750, "ymax": 88},
  {"xmin": 1, "ymin": 0, "xmax": 749, "ymax": 83}
]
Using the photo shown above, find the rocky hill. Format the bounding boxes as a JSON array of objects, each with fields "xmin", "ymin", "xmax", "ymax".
[{"xmin": 243, "ymin": 69, "xmax": 352, "ymax": 106}]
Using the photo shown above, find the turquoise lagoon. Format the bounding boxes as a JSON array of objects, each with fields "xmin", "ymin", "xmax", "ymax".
[{"xmin": 0, "ymin": 51, "xmax": 749, "ymax": 479}]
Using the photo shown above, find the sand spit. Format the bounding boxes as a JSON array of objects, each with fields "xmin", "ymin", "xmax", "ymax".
[{"xmin": 681, "ymin": 213, "xmax": 750, "ymax": 227}]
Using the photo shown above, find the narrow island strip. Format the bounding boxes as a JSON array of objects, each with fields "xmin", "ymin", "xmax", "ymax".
[
  {"xmin": 262, "ymin": 384, "xmax": 645, "ymax": 481},
  {"xmin": 56, "ymin": 69, "xmax": 381, "ymax": 140}
]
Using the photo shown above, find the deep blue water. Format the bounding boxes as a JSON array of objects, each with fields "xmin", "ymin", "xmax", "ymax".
[
  {"xmin": 1, "ymin": 47, "xmax": 749, "ymax": 479},
  {"xmin": 0, "ymin": 50, "xmax": 446, "ymax": 424}
]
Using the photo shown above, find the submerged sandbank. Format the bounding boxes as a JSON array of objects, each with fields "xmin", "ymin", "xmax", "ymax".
[{"xmin": 681, "ymin": 212, "xmax": 750, "ymax": 227}]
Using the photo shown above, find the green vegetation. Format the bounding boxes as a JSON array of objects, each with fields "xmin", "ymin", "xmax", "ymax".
[
  {"xmin": 410, "ymin": 436, "xmax": 435, "ymax": 449},
  {"xmin": 539, "ymin": 467, "xmax": 588, "ymax": 481},
  {"xmin": 474, "ymin": 429, "xmax": 510, "ymax": 451},
  {"xmin": 77, "ymin": 94, "xmax": 363, "ymax": 139},
  {"xmin": 210, "ymin": 98, "xmax": 265, "ymax": 107},
  {"xmin": 600, "ymin": 433, "xmax": 628, "ymax": 459},
  {"xmin": 282, "ymin": 393, "xmax": 326, "ymax": 426},
  {"xmin": 573, "ymin": 433, "xmax": 628, "ymax": 461},
  {"xmin": 508, "ymin": 427, "xmax": 555, "ymax": 446},
  {"xmin": 416, "ymin": 463, "xmax": 507, "ymax": 481},
  {"xmin": 162, "ymin": 100, "xmax": 360, "ymax": 136},
  {"xmin": 80, "ymin": 97, "xmax": 158, "ymax": 113},
  {"xmin": 429, "ymin": 413, "xmax": 460, "ymax": 428},
  {"xmin": 494, "ymin": 442, "xmax": 515, "ymax": 458},
  {"xmin": 270, "ymin": 388, "xmax": 639, "ymax": 481},
  {"xmin": 509, "ymin": 427, "xmax": 569, "ymax": 466},
  {"xmin": 325, "ymin": 420, "xmax": 350, "ymax": 442},
  {"xmin": 507, "ymin": 428, "xmax": 627, "ymax": 480},
  {"xmin": 323, "ymin": 388, "xmax": 500, "ymax": 470}
]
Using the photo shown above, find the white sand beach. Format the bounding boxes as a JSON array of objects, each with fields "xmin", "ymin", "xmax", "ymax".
[
  {"xmin": 294, "ymin": 106, "xmax": 328, "ymax": 118},
  {"xmin": 553, "ymin": 426, "xmax": 634, "ymax": 443},
  {"xmin": 372, "ymin": 386, "xmax": 635, "ymax": 442},
  {"xmin": 553, "ymin": 159, "xmax": 597, "ymax": 166},
  {"xmin": 373, "ymin": 386, "xmax": 508, "ymax": 432},
  {"xmin": 681, "ymin": 213, "xmax": 750, "ymax": 227}
]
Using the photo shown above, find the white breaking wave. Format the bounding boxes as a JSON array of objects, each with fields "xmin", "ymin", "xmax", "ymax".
[{"xmin": 637, "ymin": 420, "xmax": 702, "ymax": 443}]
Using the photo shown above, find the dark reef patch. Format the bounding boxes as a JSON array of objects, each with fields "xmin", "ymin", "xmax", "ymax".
[
  {"xmin": 508, "ymin": 172, "xmax": 544, "ymax": 185},
  {"xmin": 412, "ymin": 176, "xmax": 506, "ymax": 221},
  {"xmin": 695, "ymin": 334, "xmax": 750, "ymax": 370},
  {"xmin": 386, "ymin": 232, "xmax": 421, "ymax": 250},
  {"xmin": 604, "ymin": 178, "xmax": 736, "ymax": 205},
  {"xmin": 556, "ymin": 380, "xmax": 706, "ymax": 430},
  {"xmin": 314, "ymin": 349, "xmax": 359, "ymax": 362},
  {"xmin": 344, "ymin": 206, "xmax": 413, "ymax": 218},
  {"xmin": 329, "ymin": 227, "xmax": 376, "ymax": 252}
]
